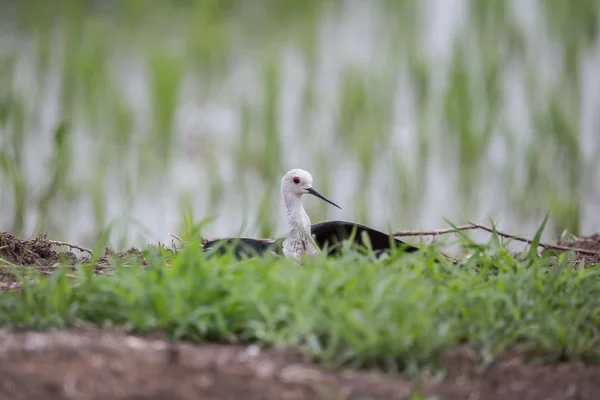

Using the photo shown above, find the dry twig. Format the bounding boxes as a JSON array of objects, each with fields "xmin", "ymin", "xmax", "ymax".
[
  {"xmin": 0, "ymin": 258, "xmax": 18, "ymax": 268},
  {"xmin": 393, "ymin": 222, "xmax": 600, "ymax": 256},
  {"xmin": 169, "ymin": 233, "xmax": 186, "ymax": 244},
  {"xmin": 468, "ymin": 222, "xmax": 600, "ymax": 256},
  {"xmin": 393, "ymin": 225, "xmax": 478, "ymax": 237},
  {"xmin": 48, "ymin": 240, "xmax": 93, "ymax": 255}
]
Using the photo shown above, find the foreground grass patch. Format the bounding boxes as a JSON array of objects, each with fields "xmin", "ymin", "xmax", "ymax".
[{"xmin": 0, "ymin": 234, "xmax": 599, "ymax": 374}]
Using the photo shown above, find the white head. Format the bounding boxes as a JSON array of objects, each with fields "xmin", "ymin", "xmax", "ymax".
[{"xmin": 280, "ymin": 169, "xmax": 341, "ymax": 209}]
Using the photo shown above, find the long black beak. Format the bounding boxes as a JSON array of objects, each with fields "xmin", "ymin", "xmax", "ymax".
[{"xmin": 306, "ymin": 187, "xmax": 342, "ymax": 209}]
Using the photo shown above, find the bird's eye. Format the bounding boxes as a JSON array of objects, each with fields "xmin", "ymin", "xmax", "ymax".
[{"xmin": 293, "ymin": 177, "xmax": 300, "ymax": 184}]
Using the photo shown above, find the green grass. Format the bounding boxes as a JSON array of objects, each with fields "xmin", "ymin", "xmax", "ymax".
[{"xmin": 1, "ymin": 225, "xmax": 599, "ymax": 375}]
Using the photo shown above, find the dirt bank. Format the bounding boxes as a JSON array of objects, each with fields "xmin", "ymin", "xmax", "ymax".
[{"xmin": 0, "ymin": 328, "xmax": 599, "ymax": 400}]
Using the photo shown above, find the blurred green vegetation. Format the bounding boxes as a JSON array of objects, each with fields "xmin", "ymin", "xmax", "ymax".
[{"xmin": 0, "ymin": 0, "xmax": 598, "ymax": 247}]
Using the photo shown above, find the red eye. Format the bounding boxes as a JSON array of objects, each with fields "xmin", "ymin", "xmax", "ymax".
[{"xmin": 293, "ymin": 177, "xmax": 300, "ymax": 184}]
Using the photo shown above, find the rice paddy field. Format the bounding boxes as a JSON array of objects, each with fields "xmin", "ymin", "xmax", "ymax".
[{"xmin": 1, "ymin": 1, "xmax": 600, "ymax": 399}]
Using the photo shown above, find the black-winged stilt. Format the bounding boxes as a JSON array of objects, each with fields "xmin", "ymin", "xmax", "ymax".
[{"xmin": 202, "ymin": 168, "xmax": 420, "ymax": 259}]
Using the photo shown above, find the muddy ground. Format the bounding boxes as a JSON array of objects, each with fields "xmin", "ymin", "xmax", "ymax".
[
  {"xmin": 1, "ymin": 328, "xmax": 600, "ymax": 400},
  {"xmin": 0, "ymin": 231, "xmax": 599, "ymax": 400}
]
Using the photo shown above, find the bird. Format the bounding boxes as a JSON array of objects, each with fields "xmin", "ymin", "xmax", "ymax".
[
  {"xmin": 201, "ymin": 168, "xmax": 420, "ymax": 260},
  {"xmin": 280, "ymin": 168, "xmax": 341, "ymax": 260}
]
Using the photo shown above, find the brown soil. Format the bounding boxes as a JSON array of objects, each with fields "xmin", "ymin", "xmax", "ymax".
[
  {"xmin": 0, "ymin": 231, "xmax": 599, "ymax": 399},
  {"xmin": 0, "ymin": 329, "xmax": 599, "ymax": 400}
]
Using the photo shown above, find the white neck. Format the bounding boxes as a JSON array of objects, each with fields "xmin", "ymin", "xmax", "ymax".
[{"xmin": 283, "ymin": 193, "xmax": 312, "ymax": 236}]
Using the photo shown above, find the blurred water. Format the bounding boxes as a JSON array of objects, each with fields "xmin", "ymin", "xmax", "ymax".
[{"xmin": 1, "ymin": 0, "xmax": 599, "ymax": 248}]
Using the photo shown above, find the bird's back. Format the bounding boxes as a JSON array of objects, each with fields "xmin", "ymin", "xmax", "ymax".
[
  {"xmin": 311, "ymin": 220, "xmax": 419, "ymax": 256},
  {"xmin": 202, "ymin": 238, "xmax": 278, "ymax": 258}
]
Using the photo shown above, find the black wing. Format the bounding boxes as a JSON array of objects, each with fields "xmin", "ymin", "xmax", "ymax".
[
  {"xmin": 310, "ymin": 220, "xmax": 420, "ymax": 256},
  {"xmin": 202, "ymin": 238, "xmax": 280, "ymax": 259}
]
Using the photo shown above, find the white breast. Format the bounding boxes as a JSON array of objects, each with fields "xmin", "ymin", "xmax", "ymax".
[{"xmin": 282, "ymin": 233, "xmax": 319, "ymax": 260}]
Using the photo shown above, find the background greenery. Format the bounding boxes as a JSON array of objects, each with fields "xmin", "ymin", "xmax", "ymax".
[{"xmin": 1, "ymin": 0, "xmax": 599, "ymax": 249}]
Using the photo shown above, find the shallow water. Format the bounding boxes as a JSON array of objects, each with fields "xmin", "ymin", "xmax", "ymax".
[{"xmin": 0, "ymin": 0, "xmax": 598, "ymax": 249}]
